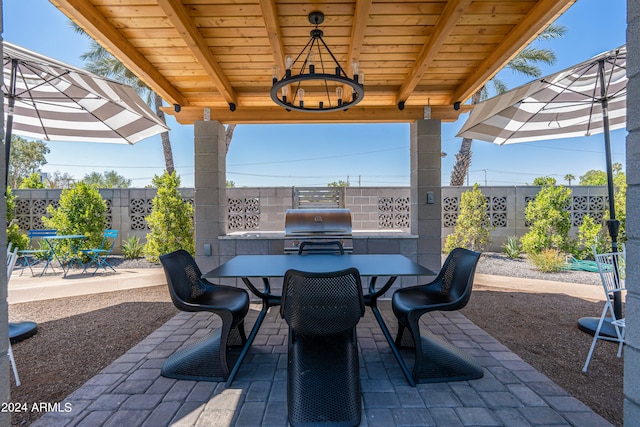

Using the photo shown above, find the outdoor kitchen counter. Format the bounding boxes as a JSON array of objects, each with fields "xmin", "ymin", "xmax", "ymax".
[{"xmin": 219, "ymin": 231, "xmax": 421, "ymax": 256}]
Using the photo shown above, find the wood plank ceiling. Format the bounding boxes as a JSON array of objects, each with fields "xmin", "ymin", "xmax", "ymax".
[{"xmin": 51, "ymin": 0, "xmax": 576, "ymax": 124}]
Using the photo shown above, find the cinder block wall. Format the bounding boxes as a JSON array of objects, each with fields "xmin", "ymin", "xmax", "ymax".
[{"xmin": 625, "ymin": 0, "xmax": 639, "ymax": 422}]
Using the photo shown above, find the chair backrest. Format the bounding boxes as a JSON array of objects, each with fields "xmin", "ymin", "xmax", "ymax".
[
  {"xmin": 435, "ymin": 248, "xmax": 481, "ymax": 306},
  {"xmin": 281, "ymin": 268, "xmax": 364, "ymax": 336},
  {"xmin": 100, "ymin": 229, "xmax": 119, "ymax": 252},
  {"xmin": 6, "ymin": 247, "xmax": 18, "ymax": 282},
  {"xmin": 159, "ymin": 249, "xmax": 212, "ymax": 310},
  {"xmin": 594, "ymin": 249, "xmax": 625, "ymax": 298},
  {"xmin": 27, "ymin": 229, "xmax": 57, "ymax": 244}
]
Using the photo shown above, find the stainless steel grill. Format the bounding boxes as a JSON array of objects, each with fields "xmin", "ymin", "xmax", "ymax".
[{"xmin": 284, "ymin": 208, "xmax": 353, "ymax": 253}]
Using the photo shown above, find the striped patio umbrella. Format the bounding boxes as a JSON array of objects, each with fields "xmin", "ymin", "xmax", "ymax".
[
  {"xmin": 457, "ymin": 45, "xmax": 626, "ymax": 333},
  {"xmin": 457, "ymin": 45, "xmax": 626, "ymax": 251},
  {"xmin": 2, "ymin": 41, "xmax": 169, "ymax": 183}
]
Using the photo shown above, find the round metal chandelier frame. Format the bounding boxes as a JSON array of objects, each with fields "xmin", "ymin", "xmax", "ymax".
[{"xmin": 270, "ymin": 12, "xmax": 364, "ymax": 113}]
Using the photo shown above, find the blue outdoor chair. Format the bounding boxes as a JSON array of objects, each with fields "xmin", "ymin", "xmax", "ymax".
[
  {"xmin": 81, "ymin": 229, "xmax": 118, "ymax": 274},
  {"xmin": 19, "ymin": 229, "xmax": 57, "ymax": 276}
]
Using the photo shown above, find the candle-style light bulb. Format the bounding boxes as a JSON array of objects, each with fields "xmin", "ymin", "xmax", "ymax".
[
  {"xmin": 308, "ymin": 51, "xmax": 315, "ymax": 74},
  {"xmin": 272, "ymin": 65, "xmax": 279, "ymax": 85},
  {"xmin": 351, "ymin": 60, "xmax": 359, "ymax": 76},
  {"xmin": 285, "ymin": 56, "xmax": 293, "ymax": 78},
  {"xmin": 336, "ymin": 86, "xmax": 343, "ymax": 106},
  {"xmin": 297, "ymin": 88, "xmax": 305, "ymax": 108},
  {"xmin": 281, "ymin": 86, "xmax": 288, "ymax": 104}
]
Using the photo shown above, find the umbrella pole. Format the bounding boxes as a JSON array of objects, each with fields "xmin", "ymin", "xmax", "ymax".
[
  {"xmin": 598, "ymin": 59, "xmax": 622, "ymax": 320},
  {"xmin": 4, "ymin": 59, "xmax": 18, "ymax": 193}
]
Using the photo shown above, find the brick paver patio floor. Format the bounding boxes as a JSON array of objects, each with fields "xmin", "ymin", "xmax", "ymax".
[{"xmin": 31, "ymin": 301, "xmax": 611, "ymax": 426}]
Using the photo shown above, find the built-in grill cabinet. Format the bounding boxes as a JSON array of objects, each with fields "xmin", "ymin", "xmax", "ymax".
[{"xmin": 284, "ymin": 208, "xmax": 353, "ymax": 254}]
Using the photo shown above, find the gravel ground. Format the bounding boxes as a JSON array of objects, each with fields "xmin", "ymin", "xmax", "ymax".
[{"xmin": 474, "ymin": 252, "xmax": 602, "ymax": 286}]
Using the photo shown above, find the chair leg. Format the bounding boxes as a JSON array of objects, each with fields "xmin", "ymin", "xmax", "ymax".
[
  {"xmin": 161, "ymin": 315, "xmax": 234, "ymax": 382},
  {"xmin": 8, "ymin": 342, "xmax": 20, "ymax": 386},
  {"xmin": 583, "ymin": 304, "xmax": 608, "ymax": 373}
]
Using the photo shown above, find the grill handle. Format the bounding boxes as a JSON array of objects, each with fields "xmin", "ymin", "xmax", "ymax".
[{"xmin": 297, "ymin": 240, "xmax": 345, "ymax": 255}]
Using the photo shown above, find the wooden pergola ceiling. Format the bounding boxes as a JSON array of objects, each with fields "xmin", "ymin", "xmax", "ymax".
[{"xmin": 51, "ymin": 0, "xmax": 576, "ymax": 124}]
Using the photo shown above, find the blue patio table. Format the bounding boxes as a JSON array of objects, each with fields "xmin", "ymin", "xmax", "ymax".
[
  {"xmin": 43, "ymin": 234, "xmax": 86, "ymax": 277},
  {"xmin": 203, "ymin": 253, "xmax": 435, "ymax": 387}
]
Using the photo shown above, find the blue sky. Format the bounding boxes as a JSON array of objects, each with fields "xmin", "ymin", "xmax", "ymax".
[{"xmin": 2, "ymin": 0, "xmax": 628, "ymax": 187}]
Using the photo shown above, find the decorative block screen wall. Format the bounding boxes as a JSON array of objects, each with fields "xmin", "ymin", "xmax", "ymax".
[
  {"xmin": 228, "ymin": 197, "xmax": 260, "ymax": 230},
  {"xmin": 378, "ymin": 197, "xmax": 410, "ymax": 228}
]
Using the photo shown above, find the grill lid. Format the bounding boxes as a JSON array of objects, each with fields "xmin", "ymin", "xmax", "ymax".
[{"xmin": 284, "ymin": 208, "xmax": 352, "ymax": 235}]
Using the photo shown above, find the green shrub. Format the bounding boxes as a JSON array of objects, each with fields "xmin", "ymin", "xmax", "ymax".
[
  {"xmin": 144, "ymin": 171, "xmax": 194, "ymax": 261},
  {"xmin": 444, "ymin": 184, "xmax": 492, "ymax": 253},
  {"xmin": 572, "ymin": 214, "xmax": 609, "ymax": 260},
  {"xmin": 529, "ymin": 248, "xmax": 567, "ymax": 273},
  {"xmin": 6, "ymin": 187, "xmax": 29, "ymax": 250},
  {"xmin": 521, "ymin": 183, "xmax": 572, "ymax": 255},
  {"xmin": 42, "ymin": 182, "xmax": 107, "ymax": 257},
  {"xmin": 122, "ymin": 235, "xmax": 144, "ymax": 259},
  {"xmin": 502, "ymin": 236, "xmax": 521, "ymax": 259}
]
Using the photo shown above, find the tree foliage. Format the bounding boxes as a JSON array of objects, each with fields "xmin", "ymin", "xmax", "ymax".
[
  {"xmin": 444, "ymin": 184, "xmax": 492, "ymax": 252},
  {"xmin": 144, "ymin": 171, "xmax": 195, "ymax": 261},
  {"xmin": 328, "ymin": 180, "xmax": 350, "ymax": 187},
  {"xmin": 45, "ymin": 171, "xmax": 75, "ymax": 189},
  {"xmin": 9, "ymin": 135, "xmax": 49, "ymax": 188},
  {"xmin": 83, "ymin": 170, "xmax": 132, "ymax": 188},
  {"xmin": 42, "ymin": 182, "xmax": 108, "ymax": 255},
  {"xmin": 521, "ymin": 183, "xmax": 572, "ymax": 254},
  {"xmin": 532, "ymin": 176, "xmax": 557, "ymax": 186},
  {"xmin": 19, "ymin": 172, "xmax": 45, "ymax": 189},
  {"xmin": 6, "ymin": 187, "xmax": 29, "ymax": 250}
]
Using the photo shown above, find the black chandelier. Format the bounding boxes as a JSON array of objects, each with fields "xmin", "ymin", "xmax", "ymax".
[{"xmin": 270, "ymin": 11, "xmax": 364, "ymax": 113}]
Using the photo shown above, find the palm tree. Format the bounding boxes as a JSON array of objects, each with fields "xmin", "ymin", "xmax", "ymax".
[
  {"xmin": 564, "ymin": 174, "xmax": 575, "ymax": 185},
  {"xmin": 449, "ymin": 24, "xmax": 566, "ymax": 186},
  {"xmin": 71, "ymin": 26, "xmax": 176, "ymax": 173}
]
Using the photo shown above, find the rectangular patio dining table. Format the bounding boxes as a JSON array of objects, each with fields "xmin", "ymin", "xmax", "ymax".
[{"xmin": 203, "ymin": 254, "xmax": 435, "ymax": 387}]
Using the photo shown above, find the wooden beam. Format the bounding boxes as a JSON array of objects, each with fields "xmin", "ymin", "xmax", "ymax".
[
  {"xmin": 156, "ymin": 0, "xmax": 237, "ymax": 107},
  {"xmin": 451, "ymin": 0, "xmax": 577, "ymax": 104},
  {"xmin": 396, "ymin": 0, "xmax": 473, "ymax": 105},
  {"xmin": 346, "ymin": 0, "xmax": 372, "ymax": 74},
  {"xmin": 161, "ymin": 105, "xmax": 470, "ymax": 125},
  {"xmin": 50, "ymin": 0, "xmax": 187, "ymax": 107},
  {"xmin": 258, "ymin": 0, "xmax": 286, "ymax": 79}
]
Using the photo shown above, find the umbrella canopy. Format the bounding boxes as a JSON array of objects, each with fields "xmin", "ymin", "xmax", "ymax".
[
  {"xmin": 456, "ymin": 45, "xmax": 626, "ymax": 145},
  {"xmin": 2, "ymin": 41, "xmax": 169, "ymax": 145}
]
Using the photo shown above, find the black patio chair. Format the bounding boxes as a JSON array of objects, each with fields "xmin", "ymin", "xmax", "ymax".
[
  {"xmin": 392, "ymin": 247, "xmax": 483, "ymax": 383},
  {"xmin": 159, "ymin": 250, "xmax": 249, "ymax": 381},
  {"xmin": 281, "ymin": 268, "xmax": 365, "ymax": 427}
]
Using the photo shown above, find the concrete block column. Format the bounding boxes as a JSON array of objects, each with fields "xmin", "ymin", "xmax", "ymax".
[
  {"xmin": 194, "ymin": 120, "xmax": 227, "ymax": 271},
  {"xmin": 410, "ymin": 119, "xmax": 442, "ymax": 272},
  {"xmin": 625, "ymin": 0, "xmax": 640, "ymax": 422}
]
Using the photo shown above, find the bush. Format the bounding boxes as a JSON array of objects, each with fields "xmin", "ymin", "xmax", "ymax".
[
  {"xmin": 521, "ymin": 183, "xmax": 571, "ymax": 255},
  {"xmin": 42, "ymin": 182, "xmax": 107, "ymax": 257},
  {"xmin": 444, "ymin": 184, "xmax": 492, "ymax": 253},
  {"xmin": 122, "ymin": 235, "xmax": 144, "ymax": 259},
  {"xmin": 529, "ymin": 249, "xmax": 567, "ymax": 273},
  {"xmin": 502, "ymin": 236, "xmax": 521, "ymax": 259},
  {"xmin": 572, "ymin": 214, "xmax": 609, "ymax": 260},
  {"xmin": 6, "ymin": 187, "xmax": 29, "ymax": 250},
  {"xmin": 144, "ymin": 171, "xmax": 194, "ymax": 262}
]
